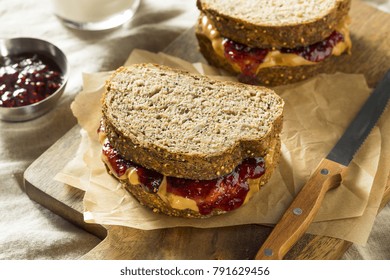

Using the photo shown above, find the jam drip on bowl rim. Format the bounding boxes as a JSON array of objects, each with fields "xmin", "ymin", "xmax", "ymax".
[
  {"xmin": 0, "ymin": 53, "xmax": 63, "ymax": 108},
  {"xmin": 100, "ymin": 127, "xmax": 266, "ymax": 216},
  {"xmin": 223, "ymin": 31, "xmax": 345, "ymax": 77}
]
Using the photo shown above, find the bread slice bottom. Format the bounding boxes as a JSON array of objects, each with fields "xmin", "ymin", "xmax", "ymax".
[
  {"xmin": 109, "ymin": 136, "xmax": 281, "ymax": 219},
  {"xmin": 195, "ymin": 25, "xmax": 347, "ymax": 86}
]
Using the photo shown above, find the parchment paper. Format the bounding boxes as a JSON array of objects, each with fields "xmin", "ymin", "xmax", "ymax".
[{"xmin": 55, "ymin": 49, "xmax": 390, "ymax": 245}]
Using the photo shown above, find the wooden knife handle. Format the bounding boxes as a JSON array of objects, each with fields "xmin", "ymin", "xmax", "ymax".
[{"xmin": 255, "ymin": 158, "xmax": 347, "ymax": 260}]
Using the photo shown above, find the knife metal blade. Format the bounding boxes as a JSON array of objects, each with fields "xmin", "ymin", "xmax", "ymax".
[
  {"xmin": 327, "ymin": 69, "xmax": 390, "ymax": 166},
  {"xmin": 255, "ymin": 70, "xmax": 390, "ymax": 260}
]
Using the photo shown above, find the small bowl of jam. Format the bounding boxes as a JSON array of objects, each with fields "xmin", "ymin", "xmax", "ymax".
[{"xmin": 0, "ymin": 37, "xmax": 68, "ymax": 121}]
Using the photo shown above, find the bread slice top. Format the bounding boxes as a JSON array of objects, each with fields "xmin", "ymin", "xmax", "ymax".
[
  {"xmin": 101, "ymin": 64, "xmax": 284, "ymax": 180},
  {"xmin": 197, "ymin": 0, "xmax": 351, "ymax": 48}
]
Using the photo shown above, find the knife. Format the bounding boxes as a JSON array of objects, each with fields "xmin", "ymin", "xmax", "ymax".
[{"xmin": 255, "ymin": 70, "xmax": 390, "ymax": 260}]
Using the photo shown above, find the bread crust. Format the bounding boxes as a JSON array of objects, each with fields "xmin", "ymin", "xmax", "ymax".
[
  {"xmin": 102, "ymin": 64, "xmax": 284, "ymax": 180},
  {"xmin": 114, "ymin": 136, "xmax": 282, "ymax": 218},
  {"xmin": 195, "ymin": 27, "xmax": 344, "ymax": 86},
  {"xmin": 196, "ymin": 0, "xmax": 351, "ymax": 48}
]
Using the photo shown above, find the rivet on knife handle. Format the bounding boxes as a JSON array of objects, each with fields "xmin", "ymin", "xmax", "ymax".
[{"xmin": 255, "ymin": 158, "xmax": 347, "ymax": 260}]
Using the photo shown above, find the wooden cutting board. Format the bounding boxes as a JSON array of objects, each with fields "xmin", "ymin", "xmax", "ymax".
[{"xmin": 24, "ymin": 0, "xmax": 390, "ymax": 260}]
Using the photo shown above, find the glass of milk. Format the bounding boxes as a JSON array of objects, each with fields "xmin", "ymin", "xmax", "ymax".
[{"xmin": 52, "ymin": 0, "xmax": 140, "ymax": 31}]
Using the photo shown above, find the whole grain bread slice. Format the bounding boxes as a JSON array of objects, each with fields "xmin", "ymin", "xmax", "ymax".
[
  {"xmin": 102, "ymin": 64, "xmax": 284, "ymax": 180},
  {"xmin": 197, "ymin": 0, "xmax": 351, "ymax": 48}
]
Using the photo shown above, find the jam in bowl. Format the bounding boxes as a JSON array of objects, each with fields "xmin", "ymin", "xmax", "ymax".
[{"xmin": 0, "ymin": 37, "xmax": 68, "ymax": 121}]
